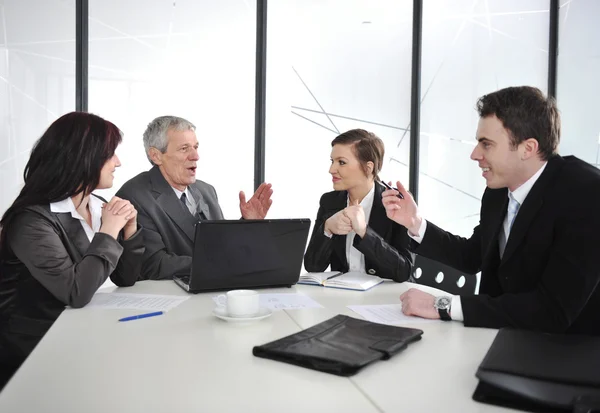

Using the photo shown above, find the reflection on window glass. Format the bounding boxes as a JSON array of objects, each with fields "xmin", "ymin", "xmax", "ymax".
[
  {"xmin": 420, "ymin": 0, "xmax": 549, "ymax": 237},
  {"xmin": 0, "ymin": 0, "xmax": 75, "ymax": 215},
  {"xmin": 557, "ymin": 0, "xmax": 600, "ymax": 167},
  {"xmin": 88, "ymin": 0, "xmax": 256, "ymax": 220},
  {"xmin": 266, "ymin": 0, "xmax": 413, "ymax": 222}
]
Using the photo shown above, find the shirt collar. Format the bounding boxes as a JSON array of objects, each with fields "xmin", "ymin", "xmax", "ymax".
[
  {"xmin": 171, "ymin": 186, "xmax": 190, "ymax": 200},
  {"xmin": 50, "ymin": 194, "xmax": 104, "ymax": 220},
  {"xmin": 347, "ymin": 184, "xmax": 376, "ymax": 207},
  {"xmin": 509, "ymin": 162, "xmax": 548, "ymax": 205}
]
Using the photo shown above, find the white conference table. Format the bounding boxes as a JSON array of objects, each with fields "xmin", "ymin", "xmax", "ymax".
[{"xmin": 0, "ymin": 280, "xmax": 513, "ymax": 413}]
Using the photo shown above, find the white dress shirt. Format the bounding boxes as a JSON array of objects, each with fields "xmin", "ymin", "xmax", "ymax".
[
  {"xmin": 408, "ymin": 162, "xmax": 547, "ymax": 321},
  {"xmin": 50, "ymin": 195, "xmax": 104, "ymax": 242},
  {"xmin": 172, "ymin": 187, "xmax": 197, "ymax": 216},
  {"xmin": 345, "ymin": 185, "xmax": 376, "ymax": 273}
]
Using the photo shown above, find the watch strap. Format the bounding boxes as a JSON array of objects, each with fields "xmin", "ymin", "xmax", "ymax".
[{"xmin": 438, "ymin": 307, "xmax": 451, "ymax": 321}]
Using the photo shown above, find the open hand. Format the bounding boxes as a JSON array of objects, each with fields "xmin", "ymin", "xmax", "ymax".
[{"xmin": 240, "ymin": 183, "xmax": 273, "ymax": 219}]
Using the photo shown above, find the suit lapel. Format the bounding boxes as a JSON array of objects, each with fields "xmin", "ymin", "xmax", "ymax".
[
  {"xmin": 327, "ymin": 191, "xmax": 348, "ymax": 269},
  {"xmin": 482, "ymin": 190, "xmax": 508, "ymax": 266},
  {"xmin": 501, "ymin": 156, "xmax": 564, "ymax": 264},
  {"xmin": 368, "ymin": 183, "xmax": 390, "ymax": 239},
  {"xmin": 149, "ymin": 166, "xmax": 197, "ymax": 242},
  {"xmin": 55, "ymin": 213, "xmax": 88, "ymax": 259},
  {"xmin": 188, "ymin": 185, "xmax": 211, "ymax": 220}
]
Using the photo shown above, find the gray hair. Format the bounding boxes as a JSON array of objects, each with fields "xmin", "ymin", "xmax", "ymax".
[{"xmin": 143, "ymin": 116, "xmax": 196, "ymax": 165}]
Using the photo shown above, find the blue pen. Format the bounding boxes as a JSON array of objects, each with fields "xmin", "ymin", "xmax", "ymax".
[{"xmin": 118, "ymin": 311, "xmax": 164, "ymax": 322}]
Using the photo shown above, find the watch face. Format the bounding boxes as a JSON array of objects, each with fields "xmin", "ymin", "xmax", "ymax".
[{"xmin": 435, "ymin": 296, "xmax": 451, "ymax": 309}]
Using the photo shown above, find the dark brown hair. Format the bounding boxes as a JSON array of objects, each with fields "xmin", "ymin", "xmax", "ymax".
[
  {"xmin": 331, "ymin": 129, "xmax": 385, "ymax": 181},
  {"xmin": 1, "ymin": 112, "xmax": 122, "ymax": 254},
  {"xmin": 476, "ymin": 86, "xmax": 560, "ymax": 160}
]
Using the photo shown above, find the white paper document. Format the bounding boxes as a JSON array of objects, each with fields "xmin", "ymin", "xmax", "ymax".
[
  {"xmin": 88, "ymin": 293, "xmax": 189, "ymax": 312},
  {"xmin": 259, "ymin": 293, "xmax": 323, "ymax": 310},
  {"xmin": 348, "ymin": 304, "xmax": 441, "ymax": 325},
  {"xmin": 212, "ymin": 293, "xmax": 323, "ymax": 311}
]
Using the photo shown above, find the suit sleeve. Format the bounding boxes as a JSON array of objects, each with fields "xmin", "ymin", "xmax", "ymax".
[
  {"xmin": 135, "ymin": 204, "xmax": 192, "ymax": 280},
  {"xmin": 303, "ymin": 195, "xmax": 336, "ymax": 272},
  {"xmin": 109, "ymin": 228, "xmax": 145, "ymax": 287},
  {"xmin": 460, "ymin": 204, "xmax": 600, "ymax": 332},
  {"xmin": 352, "ymin": 224, "xmax": 414, "ymax": 282},
  {"xmin": 7, "ymin": 212, "xmax": 123, "ymax": 308},
  {"xmin": 414, "ymin": 221, "xmax": 483, "ymax": 275}
]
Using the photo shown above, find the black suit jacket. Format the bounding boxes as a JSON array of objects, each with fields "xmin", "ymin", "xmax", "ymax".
[
  {"xmin": 116, "ymin": 166, "xmax": 225, "ymax": 280},
  {"xmin": 0, "ymin": 200, "xmax": 144, "ymax": 371},
  {"xmin": 304, "ymin": 183, "xmax": 414, "ymax": 282},
  {"xmin": 414, "ymin": 155, "xmax": 600, "ymax": 334}
]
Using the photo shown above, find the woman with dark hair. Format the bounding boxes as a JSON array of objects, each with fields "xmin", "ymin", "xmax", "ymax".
[
  {"xmin": 304, "ymin": 129, "xmax": 413, "ymax": 282},
  {"xmin": 0, "ymin": 112, "xmax": 144, "ymax": 388}
]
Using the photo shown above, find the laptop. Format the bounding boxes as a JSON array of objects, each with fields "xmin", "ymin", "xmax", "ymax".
[{"xmin": 173, "ymin": 218, "xmax": 311, "ymax": 293}]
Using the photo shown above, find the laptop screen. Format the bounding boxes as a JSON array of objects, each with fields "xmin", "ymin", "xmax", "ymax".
[{"xmin": 189, "ymin": 219, "xmax": 311, "ymax": 291}]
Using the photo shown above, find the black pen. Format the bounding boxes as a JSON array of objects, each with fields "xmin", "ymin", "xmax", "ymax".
[
  {"xmin": 380, "ymin": 180, "xmax": 405, "ymax": 199},
  {"xmin": 326, "ymin": 272, "xmax": 343, "ymax": 280}
]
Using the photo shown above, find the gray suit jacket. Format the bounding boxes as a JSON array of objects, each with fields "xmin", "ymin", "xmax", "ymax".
[
  {"xmin": 0, "ymin": 200, "xmax": 144, "ymax": 368},
  {"xmin": 116, "ymin": 166, "xmax": 224, "ymax": 280}
]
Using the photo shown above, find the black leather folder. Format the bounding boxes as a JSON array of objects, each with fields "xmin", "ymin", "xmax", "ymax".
[
  {"xmin": 252, "ymin": 314, "xmax": 423, "ymax": 376},
  {"xmin": 473, "ymin": 328, "xmax": 600, "ymax": 413}
]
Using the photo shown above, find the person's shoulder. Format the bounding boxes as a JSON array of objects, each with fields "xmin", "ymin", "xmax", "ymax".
[
  {"xmin": 192, "ymin": 179, "xmax": 216, "ymax": 192},
  {"xmin": 7, "ymin": 205, "xmax": 55, "ymax": 234},
  {"xmin": 117, "ymin": 170, "xmax": 153, "ymax": 196},
  {"xmin": 560, "ymin": 156, "xmax": 600, "ymax": 182},
  {"xmin": 319, "ymin": 190, "xmax": 345, "ymax": 206},
  {"xmin": 554, "ymin": 156, "xmax": 600, "ymax": 204}
]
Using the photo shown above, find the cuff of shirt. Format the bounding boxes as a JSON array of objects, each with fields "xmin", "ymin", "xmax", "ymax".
[
  {"xmin": 450, "ymin": 295, "xmax": 464, "ymax": 322},
  {"xmin": 323, "ymin": 229, "xmax": 333, "ymax": 238},
  {"xmin": 407, "ymin": 219, "xmax": 428, "ymax": 243}
]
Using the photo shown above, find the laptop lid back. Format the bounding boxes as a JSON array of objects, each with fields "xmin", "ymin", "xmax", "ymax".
[{"xmin": 189, "ymin": 219, "xmax": 310, "ymax": 291}]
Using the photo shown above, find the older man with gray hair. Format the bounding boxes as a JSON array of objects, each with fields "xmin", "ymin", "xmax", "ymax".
[{"xmin": 117, "ymin": 116, "xmax": 273, "ymax": 280}]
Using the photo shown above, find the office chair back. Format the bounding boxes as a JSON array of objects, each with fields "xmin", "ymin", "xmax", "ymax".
[{"xmin": 412, "ymin": 255, "xmax": 477, "ymax": 295}]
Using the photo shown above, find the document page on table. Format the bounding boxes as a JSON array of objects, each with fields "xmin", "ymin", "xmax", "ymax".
[
  {"xmin": 87, "ymin": 293, "xmax": 189, "ymax": 311},
  {"xmin": 348, "ymin": 304, "xmax": 441, "ymax": 325},
  {"xmin": 211, "ymin": 293, "xmax": 323, "ymax": 311}
]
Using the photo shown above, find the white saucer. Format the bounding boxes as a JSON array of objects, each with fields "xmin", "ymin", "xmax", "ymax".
[{"xmin": 212, "ymin": 306, "xmax": 272, "ymax": 322}]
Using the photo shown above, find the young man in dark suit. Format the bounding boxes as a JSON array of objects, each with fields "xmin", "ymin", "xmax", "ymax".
[
  {"xmin": 117, "ymin": 116, "xmax": 273, "ymax": 281},
  {"xmin": 382, "ymin": 86, "xmax": 600, "ymax": 335}
]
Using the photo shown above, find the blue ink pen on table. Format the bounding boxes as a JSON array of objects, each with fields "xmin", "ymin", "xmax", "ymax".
[{"xmin": 118, "ymin": 311, "xmax": 164, "ymax": 322}]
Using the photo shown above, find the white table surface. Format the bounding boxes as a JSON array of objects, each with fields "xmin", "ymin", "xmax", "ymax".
[{"xmin": 0, "ymin": 280, "xmax": 514, "ymax": 413}]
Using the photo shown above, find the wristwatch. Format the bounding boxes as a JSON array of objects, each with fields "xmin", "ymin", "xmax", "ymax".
[{"xmin": 434, "ymin": 296, "xmax": 452, "ymax": 321}]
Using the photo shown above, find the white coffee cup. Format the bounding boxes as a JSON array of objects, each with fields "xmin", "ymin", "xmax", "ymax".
[{"xmin": 216, "ymin": 290, "xmax": 260, "ymax": 317}]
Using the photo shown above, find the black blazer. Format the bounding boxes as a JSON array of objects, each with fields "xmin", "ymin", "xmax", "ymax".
[
  {"xmin": 304, "ymin": 182, "xmax": 414, "ymax": 282},
  {"xmin": 116, "ymin": 166, "xmax": 225, "ymax": 280},
  {"xmin": 414, "ymin": 155, "xmax": 600, "ymax": 334},
  {"xmin": 0, "ymin": 199, "xmax": 144, "ymax": 371}
]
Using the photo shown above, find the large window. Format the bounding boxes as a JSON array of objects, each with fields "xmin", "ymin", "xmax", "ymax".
[
  {"xmin": 419, "ymin": 0, "xmax": 549, "ymax": 237},
  {"xmin": 0, "ymin": 0, "xmax": 75, "ymax": 214},
  {"xmin": 557, "ymin": 0, "xmax": 600, "ymax": 165},
  {"xmin": 265, "ymin": 0, "xmax": 413, "ymax": 222},
  {"xmin": 88, "ymin": 0, "xmax": 256, "ymax": 219}
]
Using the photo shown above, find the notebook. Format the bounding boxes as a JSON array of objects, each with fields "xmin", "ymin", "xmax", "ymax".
[{"xmin": 298, "ymin": 271, "xmax": 383, "ymax": 291}]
